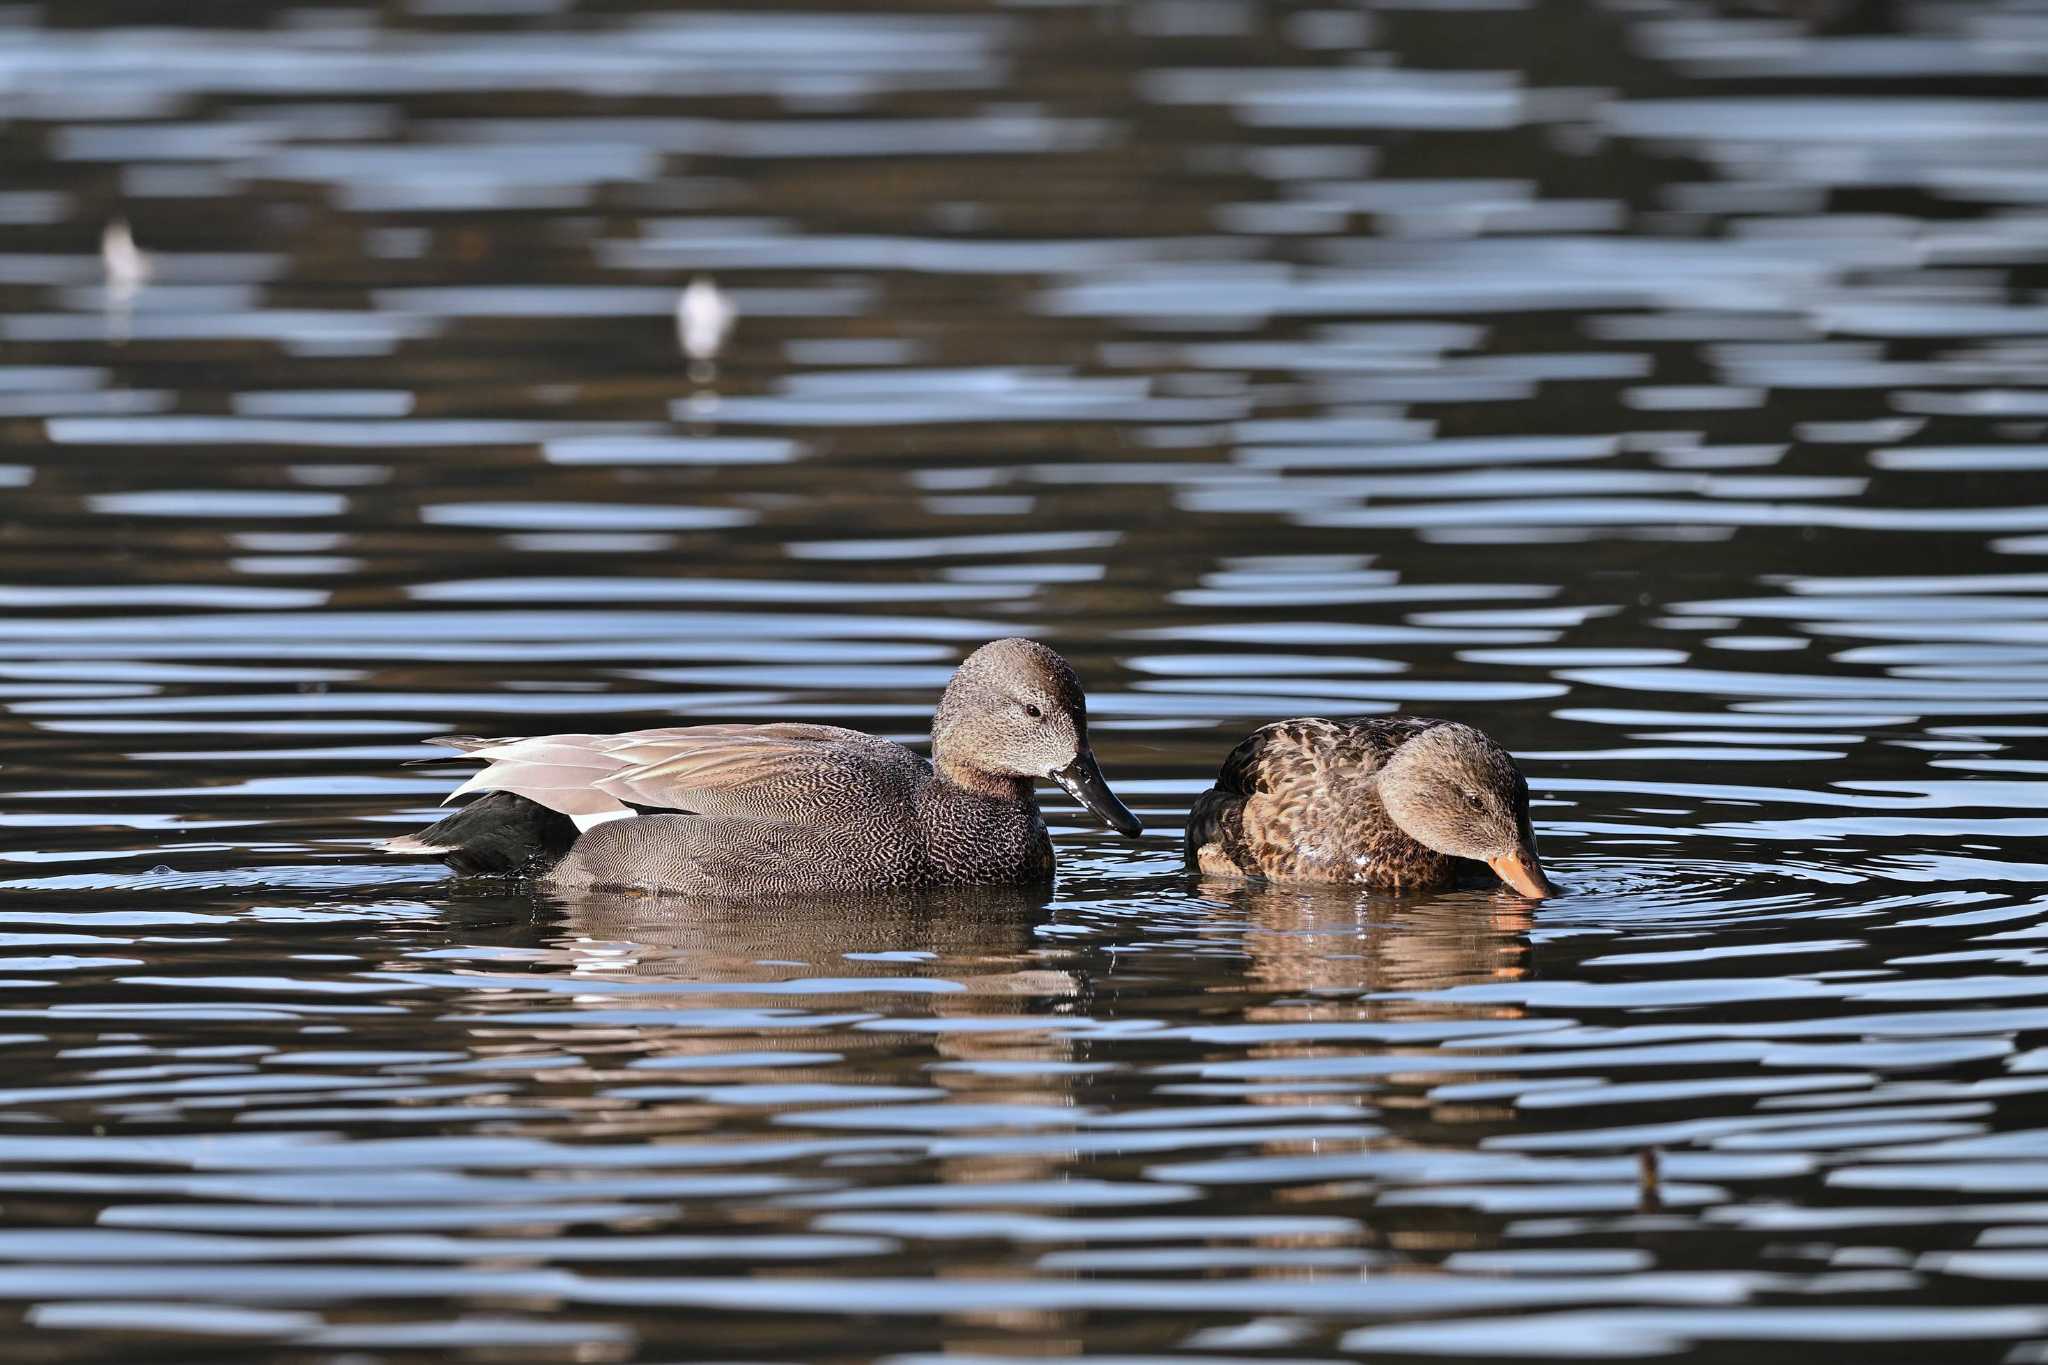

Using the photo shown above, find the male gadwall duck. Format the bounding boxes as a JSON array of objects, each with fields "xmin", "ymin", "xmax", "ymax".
[
  {"xmin": 388, "ymin": 637, "xmax": 1142, "ymax": 895},
  {"xmin": 1185, "ymin": 717, "xmax": 1556, "ymax": 897}
]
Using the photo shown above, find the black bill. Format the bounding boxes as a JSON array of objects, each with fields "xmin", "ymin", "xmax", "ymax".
[{"xmin": 1050, "ymin": 750, "xmax": 1144, "ymax": 838}]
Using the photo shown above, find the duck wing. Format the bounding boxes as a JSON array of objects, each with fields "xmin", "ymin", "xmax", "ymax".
[
  {"xmin": 1210, "ymin": 716, "xmax": 1447, "ymax": 796},
  {"xmin": 1187, "ymin": 716, "xmax": 1451, "ymax": 880},
  {"xmin": 428, "ymin": 724, "xmax": 911, "ymax": 827}
]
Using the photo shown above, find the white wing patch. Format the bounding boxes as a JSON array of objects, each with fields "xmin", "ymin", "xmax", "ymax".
[{"xmin": 571, "ymin": 809, "xmax": 637, "ymax": 833}]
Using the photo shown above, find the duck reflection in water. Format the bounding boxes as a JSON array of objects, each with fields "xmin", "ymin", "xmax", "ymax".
[
  {"xmin": 1192, "ymin": 878, "xmax": 1535, "ymax": 1205},
  {"xmin": 487, "ymin": 883, "xmax": 1097, "ymax": 1143},
  {"xmin": 541, "ymin": 883, "xmax": 1056, "ymax": 988},
  {"xmin": 1197, "ymin": 878, "xmax": 1533, "ymax": 1006}
]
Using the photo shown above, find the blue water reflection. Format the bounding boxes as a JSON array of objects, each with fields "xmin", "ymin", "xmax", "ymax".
[{"xmin": 1, "ymin": 0, "xmax": 2048, "ymax": 1360}]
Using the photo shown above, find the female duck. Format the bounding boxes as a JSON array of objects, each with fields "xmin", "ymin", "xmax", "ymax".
[
  {"xmin": 1185, "ymin": 717, "xmax": 1555, "ymax": 897},
  {"xmin": 389, "ymin": 637, "xmax": 1142, "ymax": 895}
]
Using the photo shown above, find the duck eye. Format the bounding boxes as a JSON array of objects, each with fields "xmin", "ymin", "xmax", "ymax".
[{"xmin": 1024, "ymin": 703, "xmax": 1044, "ymax": 720}]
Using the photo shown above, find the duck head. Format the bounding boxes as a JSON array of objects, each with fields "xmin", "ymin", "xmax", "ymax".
[
  {"xmin": 932, "ymin": 638, "xmax": 1144, "ymax": 838},
  {"xmin": 1377, "ymin": 723, "xmax": 1556, "ymax": 898}
]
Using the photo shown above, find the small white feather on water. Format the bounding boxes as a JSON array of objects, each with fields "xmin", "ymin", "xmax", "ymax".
[
  {"xmin": 101, "ymin": 219, "xmax": 151, "ymax": 344},
  {"xmin": 676, "ymin": 276, "xmax": 736, "ymax": 381},
  {"xmin": 103, "ymin": 220, "xmax": 151, "ymax": 294}
]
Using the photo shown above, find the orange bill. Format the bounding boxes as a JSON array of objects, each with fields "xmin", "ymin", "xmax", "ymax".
[{"xmin": 1488, "ymin": 845, "xmax": 1557, "ymax": 899}]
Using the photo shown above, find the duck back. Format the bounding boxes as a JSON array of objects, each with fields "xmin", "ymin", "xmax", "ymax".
[{"xmin": 1186, "ymin": 717, "xmax": 1457, "ymax": 888}]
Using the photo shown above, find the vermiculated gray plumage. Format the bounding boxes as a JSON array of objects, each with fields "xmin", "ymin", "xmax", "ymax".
[
  {"xmin": 542, "ymin": 760, "xmax": 1054, "ymax": 894},
  {"xmin": 387, "ymin": 638, "xmax": 1140, "ymax": 895}
]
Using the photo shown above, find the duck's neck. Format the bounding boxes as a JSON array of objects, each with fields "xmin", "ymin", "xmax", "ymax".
[
  {"xmin": 1361, "ymin": 769, "xmax": 1408, "ymax": 836},
  {"xmin": 934, "ymin": 751, "xmax": 1034, "ymax": 806},
  {"xmin": 1364, "ymin": 767, "xmax": 1433, "ymax": 853}
]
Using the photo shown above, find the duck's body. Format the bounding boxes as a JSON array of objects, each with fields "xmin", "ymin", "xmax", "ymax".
[
  {"xmin": 1187, "ymin": 718, "xmax": 1457, "ymax": 889},
  {"xmin": 390, "ymin": 639, "xmax": 1141, "ymax": 895},
  {"xmin": 1186, "ymin": 717, "xmax": 1555, "ymax": 897}
]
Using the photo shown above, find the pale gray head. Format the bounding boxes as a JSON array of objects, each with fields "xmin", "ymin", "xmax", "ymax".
[
  {"xmin": 1377, "ymin": 722, "xmax": 1555, "ymax": 897},
  {"xmin": 932, "ymin": 637, "xmax": 1143, "ymax": 837}
]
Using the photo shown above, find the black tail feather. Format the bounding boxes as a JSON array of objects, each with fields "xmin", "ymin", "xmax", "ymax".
[
  {"xmin": 1183, "ymin": 787, "xmax": 1247, "ymax": 873},
  {"xmin": 396, "ymin": 791, "xmax": 579, "ymax": 877}
]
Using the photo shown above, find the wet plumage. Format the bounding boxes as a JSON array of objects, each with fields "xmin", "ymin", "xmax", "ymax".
[
  {"xmin": 1186, "ymin": 717, "xmax": 1556, "ymax": 897},
  {"xmin": 388, "ymin": 638, "xmax": 1142, "ymax": 895}
]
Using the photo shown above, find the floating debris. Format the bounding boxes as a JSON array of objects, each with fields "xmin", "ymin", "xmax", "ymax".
[
  {"xmin": 676, "ymin": 275, "xmax": 736, "ymax": 385},
  {"xmin": 100, "ymin": 217, "xmax": 151, "ymax": 344}
]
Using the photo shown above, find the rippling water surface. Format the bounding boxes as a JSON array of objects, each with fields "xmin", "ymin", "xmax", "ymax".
[{"xmin": 5, "ymin": 0, "xmax": 2048, "ymax": 1359}]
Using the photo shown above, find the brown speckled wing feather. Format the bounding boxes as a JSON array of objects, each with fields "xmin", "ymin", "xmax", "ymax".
[
  {"xmin": 1212, "ymin": 717, "xmax": 1446, "ymax": 796},
  {"xmin": 1188, "ymin": 716, "xmax": 1452, "ymax": 881},
  {"xmin": 442, "ymin": 724, "xmax": 909, "ymax": 823}
]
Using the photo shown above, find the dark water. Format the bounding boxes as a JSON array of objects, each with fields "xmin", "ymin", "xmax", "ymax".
[{"xmin": 4, "ymin": 0, "xmax": 2048, "ymax": 1359}]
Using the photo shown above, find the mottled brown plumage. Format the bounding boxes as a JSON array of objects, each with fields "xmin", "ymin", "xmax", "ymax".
[
  {"xmin": 388, "ymin": 638, "xmax": 1143, "ymax": 895},
  {"xmin": 1185, "ymin": 717, "xmax": 1556, "ymax": 897}
]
